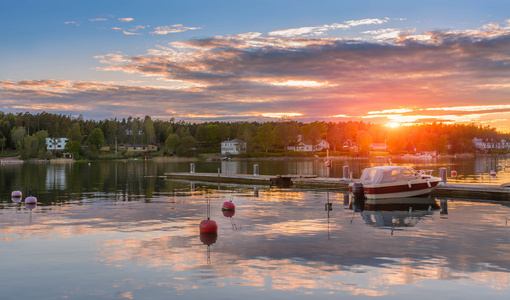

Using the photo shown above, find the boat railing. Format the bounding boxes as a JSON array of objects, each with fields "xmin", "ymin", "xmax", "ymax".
[{"xmin": 419, "ymin": 169, "xmax": 434, "ymax": 176}]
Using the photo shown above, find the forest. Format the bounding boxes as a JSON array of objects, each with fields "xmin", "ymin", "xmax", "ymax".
[{"xmin": 0, "ymin": 111, "xmax": 508, "ymax": 160}]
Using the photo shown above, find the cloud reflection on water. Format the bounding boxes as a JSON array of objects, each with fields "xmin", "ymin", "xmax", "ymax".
[{"xmin": 1, "ymin": 185, "xmax": 510, "ymax": 298}]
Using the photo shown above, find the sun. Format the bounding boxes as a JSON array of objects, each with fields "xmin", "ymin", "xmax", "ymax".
[{"xmin": 386, "ymin": 122, "xmax": 400, "ymax": 128}]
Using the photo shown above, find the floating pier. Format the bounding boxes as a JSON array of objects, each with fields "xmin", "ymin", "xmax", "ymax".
[{"xmin": 164, "ymin": 171, "xmax": 510, "ymax": 201}]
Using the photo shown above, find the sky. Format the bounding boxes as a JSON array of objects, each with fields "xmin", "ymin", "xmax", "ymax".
[{"xmin": 1, "ymin": 0, "xmax": 510, "ymax": 132}]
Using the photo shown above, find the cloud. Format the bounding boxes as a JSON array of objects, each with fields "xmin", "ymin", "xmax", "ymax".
[
  {"xmin": 88, "ymin": 21, "xmax": 508, "ymax": 130},
  {"xmin": 64, "ymin": 21, "xmax": 79, "ymax": 26},
  {"xmin": 119, "ymin": 17, "xmax": 134, "ymax": 22},
  {"xmin": 123, "ymin": 31, "xmax": 142, "ymax": 36},
  {"xmin": 4, "ymin": 20, "xmax": 510, "ymax": 132},
  {"xmin": 89, "ymin": 18, "xmax": 107, "ymax": 22},
  {"xmin": 362, "ymin": 28, "xmax": 405, "ymax": 40},
  {"xmin": 268, "ymin": 18, "xmax": 389, "ymax": 37},
  {"xmin": 150, "ymin": 24, "xmax": 202, "ymax": 35}
]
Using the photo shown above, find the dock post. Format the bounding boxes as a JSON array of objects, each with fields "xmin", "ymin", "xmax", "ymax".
[
  {"xmin": 343, "ymin": 193, "xmax": 349, "ymax": 205},
  {"xmin": 439, "ymin": 167, "xmax": 447, "ymax": 185},
  {"xmin": 190, "ymin": 163, "xmax": 195, "ymax": 174},
  {"xmin": 254, "ymin": 164, "xmax": 259, "ymax": 176},
  {"xmin": 343, "ymin": 165, "xmax": 349, "ymax": 180}
]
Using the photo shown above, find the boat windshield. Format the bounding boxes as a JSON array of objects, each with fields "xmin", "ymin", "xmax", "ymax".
[
  {"xmin": 401, "ymin": 168, "xmax": 419, "ymax": 178},
  {"xmin": 360, "ymin": 168, "xmax": 401, "ymax": 184}
]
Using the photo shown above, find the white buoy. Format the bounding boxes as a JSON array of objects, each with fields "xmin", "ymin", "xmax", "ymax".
[
  {"xmin": 25, "ymin": 196, "xmax": 37, "ymax": 204},
  {"xmin": 12, "ymin": 190, "xmax": 22, "ymax": 198}
]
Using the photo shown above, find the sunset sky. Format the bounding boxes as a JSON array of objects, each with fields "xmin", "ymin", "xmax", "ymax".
[{"xmin": 1, "ymin": 0, "xmax": 510, "ymax": 132}]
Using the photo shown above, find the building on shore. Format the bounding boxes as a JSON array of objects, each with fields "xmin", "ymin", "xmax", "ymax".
[
  {"xmin": 119, "ymin": 144, "xmax": 158, "ymax": 153},
  {"xmin": 287, "ymin": 139, "xmax": 330, "ymax": 152},
  {"xmin": 221, "ymin": 139, "xmax": 247, "ymax": 155},
  {"xmin": 473, "ymin": 137, "xmax": 509, "ymax": 150},
  {"xmin": 46, "ymin": 138, "xmax": 68, "ymax": 151}
]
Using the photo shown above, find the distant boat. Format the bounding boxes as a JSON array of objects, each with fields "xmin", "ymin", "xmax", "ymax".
[{"xmin": 349, "ymin": 166, "xmax": 441, "ymax": 200}]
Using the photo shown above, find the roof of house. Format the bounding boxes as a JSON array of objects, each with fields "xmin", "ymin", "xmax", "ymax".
[{"xmin": 221, "ymin": 139, "xmax": 246, "ymax": 144}]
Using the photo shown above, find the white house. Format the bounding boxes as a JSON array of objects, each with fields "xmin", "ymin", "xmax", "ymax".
[
  {"xmin": 46, "ymin": 138, "xmax": 68, "ymax": 151},
  {"xmin": 221, "ymin": 139, "xmax": 247, "ymax": 155},
  {"xmin": 473, "ymin": 137, "xmax": 509, "ymax": 149},
  {"xmin": 287, "ymin": 139, "xmax": 330, "ymax": 152},
  {"xmin": 370, "ymin": 142, "xmax": 388, "ymax": 151},
  {"xmin": 342, "ymin": 139, "xmax": 358, "ymax": 151}
]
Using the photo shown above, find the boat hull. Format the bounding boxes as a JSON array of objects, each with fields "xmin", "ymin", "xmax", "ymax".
[{"xmin": 362, "ymin": 178, "xmax": 440, "ymax": 200}]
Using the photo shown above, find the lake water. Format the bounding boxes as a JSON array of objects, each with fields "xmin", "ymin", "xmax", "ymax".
[{"xmin": 1, "ymin": 158, "xmax": 510, "ymax": 299}]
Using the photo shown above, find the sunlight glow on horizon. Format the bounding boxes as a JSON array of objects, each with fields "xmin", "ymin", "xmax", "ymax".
[
  {"xmin": 426, "ymin": 104, "xmax": 510, "ymax": 112},
  {"xmin": 368, "ymin": 108, "xmax": 414, "ymax": 115},
  {"xmin": 261, "ymin": 112, "xmax": 303, "ymax": 118}
]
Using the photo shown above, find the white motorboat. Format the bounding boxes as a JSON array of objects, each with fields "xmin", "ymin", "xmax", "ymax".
[{"xmin": 349, "ymin": 166, "xmax": 441, "ymax": 200}]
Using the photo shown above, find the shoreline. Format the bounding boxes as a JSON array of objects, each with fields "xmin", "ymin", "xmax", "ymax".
[{"xmin": 0, "ymin": 152, "xmax": 502, "ymax": 164}]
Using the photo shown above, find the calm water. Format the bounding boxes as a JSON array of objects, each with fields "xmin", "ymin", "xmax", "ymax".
[{"xmin": 1, "ymin": 158, "xmax": 509, "ymax": 299}]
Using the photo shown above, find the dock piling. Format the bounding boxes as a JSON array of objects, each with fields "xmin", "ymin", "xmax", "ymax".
[
  {"xmin": 439, "ymin": 167, "xmax": 447, "ymax": 185},
  {"xmin": 343, "ymin": 166, "xmax": 349, "ymax": 180}
]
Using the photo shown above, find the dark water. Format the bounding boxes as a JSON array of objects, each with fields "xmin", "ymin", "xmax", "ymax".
[{"xmin": 1, "ymin": 159, "xmax": 509, "ymax": 299}]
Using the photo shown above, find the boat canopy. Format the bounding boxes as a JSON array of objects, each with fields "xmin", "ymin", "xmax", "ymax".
[{"xmin": 359, "ymin": 166, "xmax": 419, "ymax": 184}]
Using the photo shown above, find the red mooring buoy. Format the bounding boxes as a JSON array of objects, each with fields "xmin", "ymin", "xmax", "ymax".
[
  {"xmin": 25, "ymin": 196, "xmax": 37, "ymax": 204},
  {"xmin": 200, "ymin": 198, "xmax": 218, "ymax": 233},
  {"xmin": 222, "ymin": 201, "xmax": 236, "ymax": 211},
  {"xmin": 200, "ymin": 219, "xmax": 218, "ymax": 233}
]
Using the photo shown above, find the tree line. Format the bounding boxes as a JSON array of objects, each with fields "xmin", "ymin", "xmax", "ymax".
[{"xmin": 0, "ymin": 111, "xmax": 508, "ymax": 160}]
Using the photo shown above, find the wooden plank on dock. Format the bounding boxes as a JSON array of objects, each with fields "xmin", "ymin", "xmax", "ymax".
[
  {"xmin": 164, "ymin": 172, "xmax": 273, "ymax": 185},
  {"xmin": 433, "ymin": 183, "xmax": 510, "ymax": 200}
]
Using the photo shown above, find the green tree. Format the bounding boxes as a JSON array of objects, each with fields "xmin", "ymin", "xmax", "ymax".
[
  {"xmin": 195, "ymin": 124, "xmax": 205, "ymax": 143},
  {"xmin": 68, "ymin": 123, "xmax": 83, "ymax": 143},
  {"xmin": 65, "ymin": 140, "xmax": 83, "ymax": 159},
  {"xmin": 274, "ymin": 121, "xmax": 300, "ymax": 150},
  {"xmin": 253, "ymin": 122, "xmax": 275, "ymax": 152},
  {"xmin": 386, "ymin": 129, "xmax": 408, "ymax": 154},
  {"xmin": 11, "ymin": 126, "xmax": 26, "ymax": 150},
  {"xmin": 302, "ymin": 122, "xmax": 326, "ymax": 152},
  {"xmin": 165, "ymin": 133, "xmax": 180, "ymax": 154},
  {"xmin": 237, "ymin": 122, "xmax": 256, "ymax": 148},
  {"xmin": 177, "ymin": 136, "xmax": 197, "ymax": 156},
  {"xmin": 0, "ymin": 135, "xmax": 6, "ymax": 154},
  {"xmin": 144, "ymin": 116, "xmax": 155, "ymax": 144},
  {"xmin": 19, "ymin": 135, "xmax": 37, "ymax": 159},
  {"xmin": 218, "ymin": 123, "xmax": 231, "ymax": 141},
  {"xmin": 87, "ymin": 128, "xmax": 105, "ymax": 151},
  {"xmin": 1, "ymin": 120, "xmax": 11, "ymax": 146},
  {"xmin": 204, "ymin": 124, "xmax": 220, "ymax": 144},
  {"xmin": 106, "ymin": 120, "xmax": 118, "ymax": 145},
  {"xmin": 130, "ymin": 119, "xmax": 140, "ymax": 143},
  {"xmin": 327, "ymin": 123, "xmax": 346, "ymax": 152},
  {"xmin": 356, "ymin": 130, "xmax": 373, "ymax": 154},
  {"xmin": 34, "ymin": 130, "xmax": 49, "ymax": 158}
]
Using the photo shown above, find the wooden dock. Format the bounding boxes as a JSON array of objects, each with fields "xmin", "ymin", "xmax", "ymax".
[{"xmin": 164, "ymin": 172, "xmax": 510, "ymax": 200}]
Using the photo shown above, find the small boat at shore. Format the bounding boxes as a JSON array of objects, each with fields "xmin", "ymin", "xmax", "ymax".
[{"xmin": 349, "ymin": 166, "xmax": 441, "ymax": 200}]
